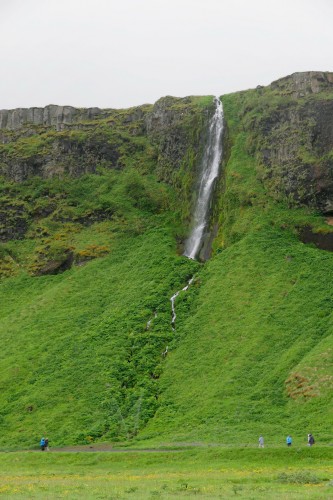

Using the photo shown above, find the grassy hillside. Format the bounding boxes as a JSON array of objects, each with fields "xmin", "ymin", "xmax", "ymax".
[
  {"xmin": 140, "ymin": 87, "xmax": 333, "ymax": 446},
  {"xmin": 0, "ymin": 221, "xmax": 198, "ymax": 448},
  {"xmin": 0, "ymin": 77, "xmax": 332, "ymax": 450},
  {"xmin": 0, "ymin": 98, "xmax": 205, "ymax": 449},
  {"xmin": 142, "ymin": 227, "xmax": 333, "ymax": 445}
]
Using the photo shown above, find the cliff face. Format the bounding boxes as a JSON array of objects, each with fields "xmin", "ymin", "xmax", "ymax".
[
  {"xmin": 0, "ymin": 97, "xmax": 212, "ymax": 250},
  {"xmin": 145, "ymin": 96, "xmax": 213, "ymax": 217},
  {"xmin": 2, "ymin": 72, "xmax": 333, "ymax": 212},
  {"xmin": 0, "ymin": 104, "xmax": 152, "ymax": 182},
  {"xmin": 241, "ymin": 71, "xmax": 333, "ymax": 213},
  {"xmin": 0, "ymin": 105, "xmax": 108, "ymax": 131},
  {"xmin": 259, "ymin": 98, "xmax": 333, "ymax": 212},
  {"xmin": 0, "ymin": 97, "xmax": 209, "ymax": 185},
  {"xmin": 270, "ymin": 71, "xmax": 333, "ymax": 98}
]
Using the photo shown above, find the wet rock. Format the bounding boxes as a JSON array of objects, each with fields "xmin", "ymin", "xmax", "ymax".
[{"xmin": 145, "ymin": 96, "xmax": 212, "ymax": 186}]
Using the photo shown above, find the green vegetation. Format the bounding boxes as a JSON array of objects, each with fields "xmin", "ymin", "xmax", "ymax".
[
  {"xmin": 0, "ymin": 447, "xmax": 332, "ymax": 498},
  {"xmin": 0, "ymin": 79, "xmax": 332, "ymax": 459},
  {"xmin": 137, "ymin": 88, "xmax": 333, "ymax": 446},
  {"xmin": 0, "ymin": 98, "xmax": 203, "ymax": 449}
]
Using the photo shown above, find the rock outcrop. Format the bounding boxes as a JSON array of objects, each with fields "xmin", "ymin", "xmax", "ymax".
[
  {"xmin": 0, "ymin": 104, "xmax": 152, "ymax": 182},
  {"xmin": 249, "ymin": 71, "xmax": 333, "ymax": 213},
  {"xmin": 0, "ymin": 105, "xmax": 109, "ymax": 131},
  {"xmin": 145, "ymin": 96, "xmax": 214, "ymax": 192},
  {"xmin": 270, "ymin": 71, "xmax": 333, "ymax": 98},
  {"xmin": 0, "ymin": 198, "xmax": 29, "ymax": 241}
]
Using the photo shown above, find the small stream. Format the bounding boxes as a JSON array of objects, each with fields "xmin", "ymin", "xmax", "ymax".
[{"xmin": 170, "ymin": 277, "xmax": 194, "ymax": 330}]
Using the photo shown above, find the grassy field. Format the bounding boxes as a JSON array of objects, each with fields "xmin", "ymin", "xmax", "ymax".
[{"xmin": 0, "ymin": 447, "xmax": 332, "ymax": 499}]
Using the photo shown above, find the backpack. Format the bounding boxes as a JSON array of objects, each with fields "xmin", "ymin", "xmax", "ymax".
[{"xmin": 40, "ymin": 438, "xmax": 45, "ymax": 446}]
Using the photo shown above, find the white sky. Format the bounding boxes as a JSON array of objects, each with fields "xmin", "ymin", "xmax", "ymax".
[{"xmin": 1, "ymin": 0, "xmax": 332, "ymax": 109}]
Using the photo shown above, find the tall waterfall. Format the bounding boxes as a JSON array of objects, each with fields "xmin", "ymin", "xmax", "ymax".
[{"xmin": 183, "ymin": 97, "xmax": 224, "ymax": 260}]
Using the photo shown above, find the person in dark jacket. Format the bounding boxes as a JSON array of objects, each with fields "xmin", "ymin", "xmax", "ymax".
[{"xmin": 308, "ymin": 433, "xmax": 315, "ymax": 446}]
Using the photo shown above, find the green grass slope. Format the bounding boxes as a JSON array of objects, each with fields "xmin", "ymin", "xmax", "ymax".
[
  {"xmin": 0, "ymin": 217, "xmax": 198, "ymax": 449},
  {"xmin": 141, "ymin": 90, "xmax": 333, "ymax": 446},
  {"xmin": 142, "ymin": 228, "xmax": 333, "ymax": 445}
]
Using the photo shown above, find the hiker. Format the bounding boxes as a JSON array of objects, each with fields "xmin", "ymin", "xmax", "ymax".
[
  {"xmin": 308, "ymin": 433, "xmax": 315, "ymax": 446},
  {"xmin": 286, "ymin": 435, "xmax": 292, "ymax": 447},
  {"xmin": 45, "ymin": 437, "xmax": 50, "ymax": 451},
  {"xmin": 258, "ymin": 435, "xmax": 264, "ymax": 448},
  {"xmin": 40, "ymin": 437, "xmax": 45, "ymax": 451}
]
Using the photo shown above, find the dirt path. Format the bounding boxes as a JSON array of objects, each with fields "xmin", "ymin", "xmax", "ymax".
[
  {"xmin": 49, "ymin": 445, "xmax": 178, "ymax": 453},
  {"xmin": 28, "ymin": 442, "xmax": 200, "ymax": 453}
]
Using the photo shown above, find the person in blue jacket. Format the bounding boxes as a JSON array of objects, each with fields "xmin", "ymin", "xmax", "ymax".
[
  {"xmin": 40, "ymin": 437, "xmax": 46, "ymax": 451},
  {"xmin": 286, "ymin": 435, "xmax": 292, "ymax": 447}
]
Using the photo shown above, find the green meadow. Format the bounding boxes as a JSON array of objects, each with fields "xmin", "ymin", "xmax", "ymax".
[{"xmin": 0, "ymin": 447, "xmax": 332, "ymax": 499}]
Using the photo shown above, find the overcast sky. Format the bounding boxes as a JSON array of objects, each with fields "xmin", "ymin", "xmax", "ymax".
[{"xmin": 1, "ymin": 0, "xmax": 332, "ymax": 110}]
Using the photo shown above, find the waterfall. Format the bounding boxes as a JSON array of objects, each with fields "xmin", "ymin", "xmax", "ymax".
[
  {"xmin": 183, "ymin": 97, "xmax": 224, "ymax": 260},
  {"xmin": 168, "ymin": 98, "xmax": 224, "ymax": 329}
]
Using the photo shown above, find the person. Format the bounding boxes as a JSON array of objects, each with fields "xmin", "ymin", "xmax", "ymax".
[
  {"xmin": 40, "ymin": 437, "xmax": 45, "ymax": 451},
  {"xmin": 44, "ymin": 437, "xmax": 49, "ymax": 451},
  {"xmin": 308, "ymin": 433, "xmax": 315, "ymax": 446},
  {"xmin": 258, "ymin": 435, "xmax": 264, "ymax": 448},
  {"xmin": 286, "ymin": 435, "xmax": 292, "ymax": 447}
]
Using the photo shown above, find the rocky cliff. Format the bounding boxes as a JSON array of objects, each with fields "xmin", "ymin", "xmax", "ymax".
[
  {"xmin": 270, "ymin": 71, "xmax": 333, "ymax": 98},
  {"xmin": 2, "ymin": 71, "xmax": 333, "ymax": 211},
  {"xmin": 0, "ymin": 97, "xmax": 210, "ymax": 186},
  {"xmin": 0, "ymin": 96, "xmax": 212, "ymax": 253},
  {"xmin": 0, "ymin": 105, "xmax": 109, "ymax": 131},
  {"xmin": 238, "ymin": 71, "xmax": 333, "ymax": 213},
  {"xmin": 0, "ymin": 103, "xmax": 152, "ymax": 181}
]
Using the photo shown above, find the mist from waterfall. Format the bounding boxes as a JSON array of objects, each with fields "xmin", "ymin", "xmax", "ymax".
[{"xmin": 183, "ymin": 97, "xmax": 224, "ymax": 260}]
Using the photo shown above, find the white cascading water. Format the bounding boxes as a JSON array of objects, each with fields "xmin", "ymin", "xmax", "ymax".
[
  {"xmin": 170, "ymin": 277, "xmax": 194, "ymax": 330},
  {"xmin": 183, "ymin": 97, "xmax": 224, "ymax": 260},
  {"xmin": 168, "ymin": 98, "xmax": 224, "ymax": 329}
]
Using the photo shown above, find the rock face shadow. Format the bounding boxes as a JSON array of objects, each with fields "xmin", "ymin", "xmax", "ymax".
[{"xmin": 299, "ymin": 225, "xmax": 333, "ymax": 251}]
